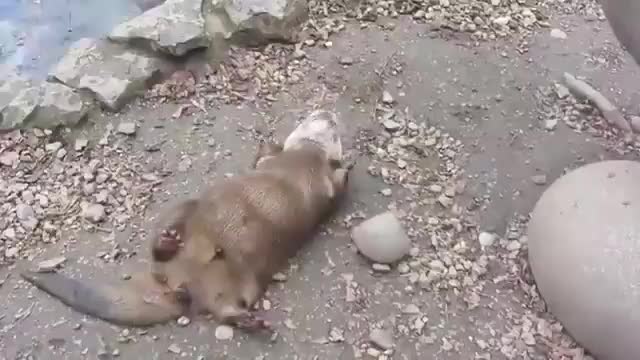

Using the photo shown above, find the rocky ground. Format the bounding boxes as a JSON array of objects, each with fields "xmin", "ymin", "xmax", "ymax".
[{"xmin": 2, "ymin": 0, "xmax": 640, "ymax": 359}]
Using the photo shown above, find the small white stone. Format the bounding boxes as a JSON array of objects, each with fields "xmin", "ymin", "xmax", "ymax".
[
  {"xmin": 493, "ymin": 16, "xmax": 511, "ymax": 26},
  {"xmin": 177, "ymin": 316, "xmax": 191, "ymax": 327},
  {"xmin": 380, "ymin": 188, "xmax": 392, "ymax": 196},
  {"xmin": 215, "ymin": 325, "xmax": 234, "ymax": 340},
  {"xmin": 478, "ymin": 232, "xmax": 497, "ymax": 247},
  {"xmin": 45, "ymin": 142, "xmax": 63, "ymax": 152},
  {"xmin": 550, "ymin": 28, "xmax": 567, "ymax": 39},
  {"xmin": 382, "ymin": 91, "xmax": 394, "ymax": 104},
  {"xmin": 372, "ymin": 263, "xmax": 392, "ymax": 272}
]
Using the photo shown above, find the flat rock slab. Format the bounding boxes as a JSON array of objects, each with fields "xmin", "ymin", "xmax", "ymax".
[
  {"xmin": 0, "ymin": 82, "xmax": 91, "ymax": 130},
  {"xmin": 110, "ymin": 0, "xmax": 207, "ymax": 56},
  {"xmin": 528, "ymin": 160, "xmax": 640, "ymax": 360},
  {"xmin": 0, "ymin": 68, "xmax": 33, "ymax": 111},
  {"xmin": 49, "ymin": 38, "xmax": 168, "ymax": 112},
  {"xmin": 203, "ymin": 0, "xmax": 309, "ymax": 47}
]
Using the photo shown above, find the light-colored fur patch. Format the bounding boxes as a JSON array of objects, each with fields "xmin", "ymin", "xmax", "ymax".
[{"xmin": 283, "ymin": 110, "xmax": 343, "ymax": 162}]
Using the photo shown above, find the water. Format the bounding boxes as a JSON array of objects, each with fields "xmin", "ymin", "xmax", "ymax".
[{"xmin": 0, "ymin": 0, "xmax": 150, "ymax": 80}]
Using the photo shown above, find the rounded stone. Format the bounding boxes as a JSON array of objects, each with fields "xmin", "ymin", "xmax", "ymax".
[
  {"xmin": 351, "ymin": 211, "xmax": 411, "ymax": 264},
  {"xmin": 528, "ymin": 160, "xmax": 640, "ymax": 360}
]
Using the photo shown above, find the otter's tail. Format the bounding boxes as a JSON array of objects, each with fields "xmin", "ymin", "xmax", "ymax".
[{"xmin": 21, "ymin": 270, "xmax": 183, "ymax": 327}]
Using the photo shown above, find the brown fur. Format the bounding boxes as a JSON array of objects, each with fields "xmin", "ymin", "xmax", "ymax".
[{"xmin": 21, "ymin": 140, "xmax": 350, "ymax": 329}]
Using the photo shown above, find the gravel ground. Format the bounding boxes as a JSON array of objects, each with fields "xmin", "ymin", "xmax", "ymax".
[{"xmin": 2, "ymin": 1, "xmax": 640, "ymax": 359}]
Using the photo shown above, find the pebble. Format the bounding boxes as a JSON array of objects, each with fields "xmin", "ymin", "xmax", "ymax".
[
  {"xmin": 544, "ymin": 119, "xmax": 558, "ymax": 131},
  {"xmin": 550, "ymin": 28, "xmax": 567, "ymax": 39},
  {"xmin": 37, "ymin": 256, "xmax": 67, "ymax": 272},
  {"xmin": 75, "ymin": 138, "xmax": 88, "ymax": 151},
  {"xmin": 82, "ymin": 203, "xmax": 106, "ymax": 223},
  {"xmin": 45, "ymin": 142, "xmax": 63, "ymax": 152},
  {"xmin": 437, "ymin": 194, "xmax": 453, "ymax": 208},
  {"xmin": 402, "ymin": 304, "xmax": 421, "ymax": 314},
  {"xmin": 383, "ymin": 119, "xmax": 402, "ymax": 132},
  {"xmin": 397, "ymin": 262, "xmax": 410, "ymax": 274},
  {"xmin": 167, "ymin": 344, "xmax": 181, "ymax": 354},
  {"xmin": 16, "ymin": 204, "xmax": 35, "ymax": 221},
  {"xmin": 0, "ymin": 151, "xmax": 18, "ymax": 166},
  {"xmin": 372, "ymin": 263, "xmax": 391, "ymax": 272},
  {"xmin": 177, "ymin": 316, "xmax": 191, "ymax": 326},
  {"xmin": 555, "ymin": 84, "xmax": 570, "ymax": 99},
  {"xmin": 351, "ymin": 211, "xmax": 411, "ymax": 264},
  {"xmin": 531, "ymin": 174, "xmax": 547, "ymax": 185},
  {"xmin": 493, "ymin": 16, "xmax": 510, "ymax": 26},
  {"xmin": 117, "ymin": 122, "xmax": 137, "ymax": 135},
  {"xmin": 382, "ymin": 91, "xmax": 394, "ymax": 104},
  {"xmin": 369, "ymin": 328, "xmax": 394, "ymax": 350},
  {"xmin": 215, "ymin": 325, "xmax": 234, "ymax": 340},
  {"xmin": 380, "ymin": 188, "xmax": 392, "ymax": 196},
  {"xmin": 478, "ymin": 232, "xmax": 497, "ymax": 247},
  {"xmin": 339, "ymin": 56, "xmax": 354, "ymax": 65}
]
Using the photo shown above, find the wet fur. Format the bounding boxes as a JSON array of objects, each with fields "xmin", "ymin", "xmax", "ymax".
[{"xmin": 21, "ymin": 111, "xmax": 350, "ymax": 328}]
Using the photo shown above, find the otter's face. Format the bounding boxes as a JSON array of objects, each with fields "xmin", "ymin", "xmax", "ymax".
[{"xmin": 283, "ymin": 110, "xmax": 343, "ymax": 162}]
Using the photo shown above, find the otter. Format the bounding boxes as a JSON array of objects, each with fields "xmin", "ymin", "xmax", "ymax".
[{"xmin": 21, "ymin": 110, "xmax": 351, "ymax": 330}]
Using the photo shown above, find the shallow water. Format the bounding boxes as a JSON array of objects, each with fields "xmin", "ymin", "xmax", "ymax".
[{"xmin": 0, "ymin": 0, "xmax": 152, "ymax": 80}]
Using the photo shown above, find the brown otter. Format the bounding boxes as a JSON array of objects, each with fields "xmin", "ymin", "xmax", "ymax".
[{"xmin": 21, "ymin": 110, "xmax": 351, "ymax": 330}]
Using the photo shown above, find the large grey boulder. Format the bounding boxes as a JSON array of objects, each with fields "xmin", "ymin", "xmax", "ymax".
[
  {"xmin": 202, "ymin": 0, "xmax": 309, "ymax": 48},
  {"xmin": 49, "ymin": 38, "xmax": 169, "ymax": 111},
  {"xmin": 528, "ymin": 160, "xmax": 640, "ymax": 360},
  {"xmin": 600, "ymin": 0, "xmax": 640, "ymax": 66},
  {"xmin": 0, "ymin": 82, "xmax": 91, "ymax": 130},
  {"xmin": 110, "ymin": 0, "xmax": 207, "ymax": 56}
]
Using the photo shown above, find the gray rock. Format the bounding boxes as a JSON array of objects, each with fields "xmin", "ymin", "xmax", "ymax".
[
  {"xmin": 202, "ymin": 0, "xmax": 309, "ymax": 48},
  {"xmin": 369, "ymin": 328, "xmax": 394, "ymax": 350},
  {"xmin": 528, "ymin": 160, "xmax": 640, "ymax": 360},
  {"xmin": 49, "ymin": 38, "xmax": 168, "ymax": 111},
  {"xmin": 351, "ymin": 211, "xmax": 411, "ymax": 264},
  {"xmin": 82, "ymin": 203, "xmax": 106, "ymax": 223},
  {"xmin": 37, "ymin": 256, "xmax": 67, "ymax": 272},
  {"xmin": 117, "ymin": 122, "xmax": 137, "ymax": 135},
  {"xmin": 0, "ymin": 82, "xmax": 91, "ymax": 130},
  {"xmin": 110, "ymin": 0, "xmax": 207, "ymax": 56}
]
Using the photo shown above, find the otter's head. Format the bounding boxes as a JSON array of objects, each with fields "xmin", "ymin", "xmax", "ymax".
[{"xmin": 282, "ymin": 110, "xmax": 343, "ymax": 163}]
